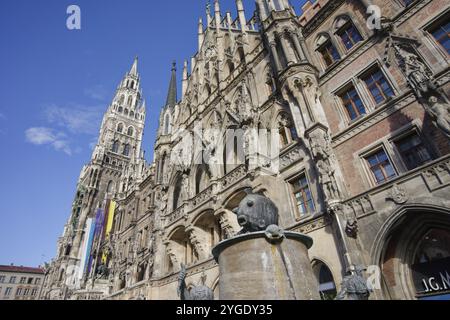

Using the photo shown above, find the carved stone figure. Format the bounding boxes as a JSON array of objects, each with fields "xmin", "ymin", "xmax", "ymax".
[
  {"xmin": 158, "ymin": 189, "xmax": 168, "ymax": 212},
  {"xmin": 187, "ymin": 228, "xmax": 206, "ymax": 259},
  {"xmin": 427, "ymin": 96, "xmax": 450, "ymax": 139},
  {"xmin": 95, "ymin": 262, "xmax": 109, "ymax": 279},
  {"xmin": 345, "ymin": 220, "xmax": 358, "ymax": 239},
  {"xmin": 264, "ymin": 224, "xmax": 285, "ymax": 243},
  {"xmin": 218, "ymin": 212, "xmax": 236, "ymax": 239},
  {"xmin": 394, "ymin": 44, "xmax": 436, "ymax": 98},
  {"xmin": 386, "ymin": 183, "xmax": 409, "ymax": 205},
  {"xmin": 177, "ymin": 264, "xmax": 214, "ymax": 300},
  {"xmin": 166, "ymin": 245, "xmax": 179, "ymax": 271},
  {"xmin": 317, "ymin": 159, "xmax": 339, "ymax": 200},
  {"xmin": 232, "ymin": 191, "xmax": 279, "ymax": 234},
  {"xmin": 335, "ymin": 266, "xmax": 371, "ymax": 300},
  {"xmin": 392, "ymin": 42, "xmax": 450, "ymax": 140}
]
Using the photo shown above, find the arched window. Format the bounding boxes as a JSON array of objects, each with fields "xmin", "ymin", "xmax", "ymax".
[
  {"xmin": 130, "ymin": 81, "xmax": 135, "ymax": 89},
  {"xmin": 127, "ymin": 126, "xmax": 134, "ymax": 137},
  {"xmin": 127, "ymin": 96, "xmax": 133, "ymax": 107},
  {"xmin": 118, "ymin": 95, "xmax": 125, "ymax": 105},
  {"xmin": 334, "ymin": 16, "xmax": 363, "ymax": 51},
  {"xmin": 316, "ymin": 33, "xmax": 341, "ymax": 67},
  {"xmin": 172, "ymin": 176, "xmax": 183, "ymax": 210},
  {"xmin": 112, "ymin": 141, "xmax": 119, "ymax": 153},
  {"xmin": 238, "ymin": 47, "xmax": 245, "ymax": 64},
  {"xmin": 117, "ymin": 123, "xmax": 124, "ymax": 133},
  {"xmin": 123, "ymin": 144, "xmax": 130, "ymax": 157},
  {"xmin": 196, "ymin": 166, "xmax": 211, "ymax": 194},
  {"xmin": 118, "ymin": 106, "xmax": 123, "ymax": 113},
  {"xmin": 107, "ymin": 180, "xmax": 114, "ymax": 193},
  {"xmin": 312, "ymin": 261, "xmax": 337, "ymax": 300},
  {"xmin": 124, "ymin": 108, "xmax": 129, "ymax": 116},
  {"xmin": 227, "ymin": 60, "xmax": 235, "ymax": 76}
]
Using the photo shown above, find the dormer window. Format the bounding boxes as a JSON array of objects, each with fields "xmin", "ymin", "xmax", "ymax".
[
  {"xmin": 316, "ymin": 34, "xmax": 341, "ymax": 67},
  {"xmin": 335, "ymin": 17, "xmax": 363, "ymax": 51}
]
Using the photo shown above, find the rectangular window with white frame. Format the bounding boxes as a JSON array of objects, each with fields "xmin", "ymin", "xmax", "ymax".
[
  {"xmin": 338, "ymin": 84, "xmax": 367, "ymax": 122},
  {"xmin": 364, "ymin": 148, "xmax": 397, "ymax": 185},
  {"xmin": 360, "ymin": 66, "xmax": 395, "ymax": 106},
  {"xmin": 290, "ymin": 173, "xmax": 315, "ymax": 219}
]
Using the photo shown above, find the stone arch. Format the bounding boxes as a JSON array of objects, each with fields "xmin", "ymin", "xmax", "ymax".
[
  {"xmin": 371, "ymin": 200, "xmax": 450, "ymax": 300},
  {"xmin": 195, "ymin": 164, "xmax": 212, "ymax": 194},
  {"xmin": 311, "ymin": 258, "xmax": 338, "ymax": 300},
  {"xmin": 117, "ymin": 122, "xmax": 124, "ymax": 133}
]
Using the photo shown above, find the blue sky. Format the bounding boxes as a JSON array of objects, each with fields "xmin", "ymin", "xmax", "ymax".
[{"xmin": 0, "ymin": 0, "xmax": 307, "ymax": 267}]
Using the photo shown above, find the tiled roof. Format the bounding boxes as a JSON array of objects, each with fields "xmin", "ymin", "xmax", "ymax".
[{"xmin": 0, "ymin": 265, "xmax": 45, "ymax": 274}]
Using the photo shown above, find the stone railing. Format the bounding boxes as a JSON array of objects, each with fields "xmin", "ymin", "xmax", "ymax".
[
  {"xmin": 279, "ymin": 143, "xmax": 304, "ymax": 171},
  {"xmin": 192, "ymin": 184, "xmax": 214, "ymax": 208},
  {"xmin": 220, "ymin": 165, "xmax": 247, "ymax": 189},
  {"xmin": 341, "ymin": 195, "xmax": 375, "ymax": 219},
  {"xmin": 164, "ymin": 204, "xmax": 186, "ymax": 226}
]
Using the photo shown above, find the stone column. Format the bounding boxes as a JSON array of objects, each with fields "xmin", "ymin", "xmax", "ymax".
[{"xmin": 269, "ymin": 40, "xmax": 282, "ymax": 73}]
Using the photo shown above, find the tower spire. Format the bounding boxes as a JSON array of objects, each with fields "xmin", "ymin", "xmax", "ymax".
[
  {"xmin": 130, "ymin": 56, "xmax": 138, "ymax": 76},
  {"xmin": 165, "ymin": 61, "xmax": 178, "ymax": 108}
]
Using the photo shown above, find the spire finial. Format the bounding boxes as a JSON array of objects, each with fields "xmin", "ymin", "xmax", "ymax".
[
  {"xmin": 130, "ymin": 56, "xmax": 138, "ymax": 76},
  {"xmin": 165, "ymin": 62, "xmax": 178, "ymax": 108}
]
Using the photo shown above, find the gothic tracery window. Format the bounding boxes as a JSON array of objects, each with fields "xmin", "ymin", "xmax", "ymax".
[
  {"xmin": 127, "ymin": 126, "xmax": 134, "ymax": 137},
  {"xmin": 112, "ymin": 141, "xmax": 119, "ymax": 153}
]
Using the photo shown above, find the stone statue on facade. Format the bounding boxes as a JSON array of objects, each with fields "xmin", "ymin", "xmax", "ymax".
[
  {"xmin": 391, "ymin": 42, "xmax": 450, "ymax": 140},
  {"xmin": 177, "ymin": 264, "xmax": 214, "ymax": 300},
  {"xmin": 335, "ymin": 266, "xmax": 371, "ymax": 300},
  {"xmin": 309, "ymin": 129, "xmax": 341, "ymax": 201},
  {"xmin": 95, "ymin": 262, "xmax": 109, "ymax": 279},
  {"xmin": 232, "ymin": 190, "xmax": 279, "ymax": 234},
  {"xmin": 427, "ymin": 96, "xmax": 450, "ymax": 139}
]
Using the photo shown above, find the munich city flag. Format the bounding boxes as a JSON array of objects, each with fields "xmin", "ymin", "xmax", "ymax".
[{"xmin": 104, "ymin": 200, "xmax": 116, "ymax": 238}]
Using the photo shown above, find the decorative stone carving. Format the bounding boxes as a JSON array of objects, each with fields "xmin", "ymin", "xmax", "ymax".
[
  {"xmin": 335, "ymin": 266, "xmax": 371, "ymax": 300},
  {"xmin": 264, "ymin": 225, "xmax": 285, "ymax": 243},
  {"xmin": 387, "ymin": 39, "xmax": 450, "ymax": 139},
  {"xmin": 218, "ymin": 212, "xmax": 236, "ymax": 239},
  {"xmin": 386, "ymin": 183, "xmax": 409, "ymax": 205},
  {"xmin": 177, "ymin": 264, "xmax": 214, "ymax": 300},
  {"xmin": 166, "ymin": 245, "xmax": 179, "ymax": 272},
  {"xmin": 308, "ymin": 127, "xmax": 341, "ymax": 202},
  {"xmin": 427, "ymin": 96, "xmax": 450, "ymax": 139},
  {"xmin": 232, "ymin": 190, "xmax": 279, "ymax": 234},
  {"xmin": 187, "ymin": 227, "xmax": 208, "ymax": 259},
  {"xmin": 345, "ymin": 220, "xmax": 358, "ymax": 239}
]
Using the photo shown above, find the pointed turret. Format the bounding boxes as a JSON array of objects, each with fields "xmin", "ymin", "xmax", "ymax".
[
  {"xmin": 198, "ymin": 18, "xmax": 204, "ymax": 52},
  {"xmin": 165, "ymin": 62, "xmax": 178, "ymax": 108},
  {"xmin": 130, "ymin": 56, "xmax": 138, "ymax": 77},
  {"xmin": 214, "ymin": 0, "xmax": 221, "ymax": 30},
  {"xmin": 236, "ymin": 0, "xmax": 247, "ymax": 32},
  {"xmin": 182, "ymin": 60, "xmax": 188, "ymax": 98}
]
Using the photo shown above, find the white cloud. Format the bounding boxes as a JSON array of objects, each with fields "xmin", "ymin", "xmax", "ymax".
[
  {"xmin": 25, "ymin": 127, "xmax": 73, "ymax": 155},
  {"xmin": 44, "ymin": 104, "xmax": 104, "ymax": 135}
]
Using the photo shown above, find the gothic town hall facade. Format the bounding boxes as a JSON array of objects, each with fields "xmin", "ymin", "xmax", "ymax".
[{"xmin": 42, "ymin": 0, "xmax": 450, "ymax": 300}]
